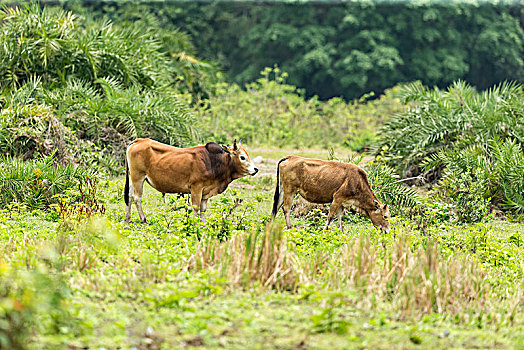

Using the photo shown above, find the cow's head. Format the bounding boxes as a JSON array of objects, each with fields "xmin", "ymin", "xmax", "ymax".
[
  {"xmin": 368, "ymin": 200, "xmax": 391, "ymax": 232},
  {"xmin": 222, "ymin": 139, "xmax": 258, "ymax": 177}
]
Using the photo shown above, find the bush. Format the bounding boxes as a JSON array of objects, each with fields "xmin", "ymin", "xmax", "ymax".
[
  {"xmin": 0, "ymin": 3, "xmax": 200, "ymax": 171},
  {"xmin": 376, "ymin": 81, "xmax": 523, "ymax": 175},
  {"xmin": 430, "ymin": 139, "xmax": 524, "ymax": 217},
  {"xmin": 0, "ymin": 155, "xmax": 92, "ymax": 210},
  {"xmin": 376, "ymin": 80, "xmax": 523, "ymax": 217},
  {"xmin": 196, "ymin": 67, "xmax": 405, "ymax": 149}
]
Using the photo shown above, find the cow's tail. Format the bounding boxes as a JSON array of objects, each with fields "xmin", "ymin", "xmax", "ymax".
[
  {"xmin": 124, "ymin": 143, "xmax": 133, "ymax": 206},
  {"xmin": 271, "ymin": 157, "xmax": 288, "ymax": 218}
]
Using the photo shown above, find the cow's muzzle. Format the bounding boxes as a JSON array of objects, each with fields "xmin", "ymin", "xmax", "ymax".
[{"xmin": 251, "ymin": 168, "xmax": 259, "ymax": 176}]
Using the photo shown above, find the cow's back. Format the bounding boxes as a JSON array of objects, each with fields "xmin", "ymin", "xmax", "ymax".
[{"xmin": 280, "ymin": 156, "xmax": 356, "ymax": 203}]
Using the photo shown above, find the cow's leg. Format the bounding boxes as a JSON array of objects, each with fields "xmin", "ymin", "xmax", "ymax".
[
  {"xmin": 337, "ymin": 206, "xmax": 345, "ymax": 233},
  {"xmin": 190, "ymin": 185, "xmax": 203, "ymax": 218},
  {"xmin": 131, "ymin": 177, "xmax": 148, "ymax": 224},
  {"xmin": 282, "ymin": 186, "xmax": 297, "ymax": 229},
  {"xmin": 199, "ymin": 198, "xmax": 208, "ymax": 222},
  {"xmin": 325, "ymin": 198, "xmax": 344, "ymax": 231},
  {"xmin": 127, "ymin": 170, "xmax": 148, "ymax": 224}
]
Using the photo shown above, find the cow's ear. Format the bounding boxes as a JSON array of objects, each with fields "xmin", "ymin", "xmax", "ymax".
[
  {"xmin": 221, "ymin": 145, "xmax": 231, "ymax": 154},
  {"xmin": 233, "ymin": 139, "xmax": 238, "ymax": 151},
  {"xmin": 374, "ymin": 200, "xmax": 381, "ymax": 212}
]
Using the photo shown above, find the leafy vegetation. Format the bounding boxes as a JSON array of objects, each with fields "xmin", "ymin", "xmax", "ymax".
[
  {"xmin": 0, "ymin": 3, "xmax": 202, "ymax": 174},
  {"xmin": 77, "ymin": 1, "xmax": 524, "ymax": 100},
  {"xmin": 377, "ymin": 81, "xmax": 524, "ymax": 219},
  {"xmin": 0, "ymin": 264, "xmax": 73, "ymax": 349},
  {"xmin": 0, "ymin": 177, "xmax": 522, "ymax": 348},
  {"xmin": 197, "ymin": 66, "xmax": 405, "ymax": 149},
  {"xmin": 0, "ymin": 154, "xmax": 92, "ymax": 210}
]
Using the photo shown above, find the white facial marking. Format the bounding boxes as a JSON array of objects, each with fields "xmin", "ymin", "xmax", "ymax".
[{"xmin": 240, "ymin": 150, "xmax": 257, "ymax": 175}]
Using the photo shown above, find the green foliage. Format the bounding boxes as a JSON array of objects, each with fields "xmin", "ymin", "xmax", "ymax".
[
  {"xmin": 43, "ymin": 78, "xmax": 196, "ymax": 162},
  {"xmin": 429, "ymin": 140, "xmax": 524, "ymax": 217},
  {"xmin": 365, "ymin": 162, "xmax": 418, "ymax": 210},
  {"xmin": 0, "ymin": 154, "xmax": 91, "ymax": 210},
  {"xmin": 62, "ymin": 1, "xmax": 220, "ymax": 102},
  {"xmin": 0, "ymin": 2, "xmax": 200, "ymax": 171},
  {"xmin": 377, "ymin": 81, "xmax": 523, "ymax": 217},
  {"xmin": 377, "ymin": 81, "xmax": 523, "ymax": 173},
  {"xmin": 441, "ymin": 170, "xmax": 491, "ymax": 223},
  {"xmin": 310, "ymin": 293, "xmax": 351, "ymax": 334},
  {"xmin": 95, "ymin": 2, "xmax": 524, "ymax": 100},
  {"xmin": 197, "ymin": 67, "xmax": 405, "ymax": 149},
  {"xmin": 0, "ymin": 264, "xmax": 73, "ymax": 350},
  {"xmin": 0, "ymin": 3, "xmax": 192, "ymax": 92}
]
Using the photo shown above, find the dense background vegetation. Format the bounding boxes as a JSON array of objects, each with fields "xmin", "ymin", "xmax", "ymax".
[
  {"xmin": 70, "ymin": 0, "xmax": 524, "ymax": 100},
  {"xmin": 0, "ymin": 2, "xmax": 523, "ymax": 348}
]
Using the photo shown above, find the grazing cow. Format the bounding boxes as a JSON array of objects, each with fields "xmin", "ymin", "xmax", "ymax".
[
  {"xmin": 271, "ymin": 156, "xmax": 390, "ymax": 232},
  {"xmin": 124, "ymin": 138, "xmax": 258, "ymax": 223}
]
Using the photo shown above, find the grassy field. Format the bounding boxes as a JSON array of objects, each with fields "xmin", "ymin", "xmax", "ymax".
[{"xmin": 1, "ymin": 172, "xmax": 523, "ymax": 349}]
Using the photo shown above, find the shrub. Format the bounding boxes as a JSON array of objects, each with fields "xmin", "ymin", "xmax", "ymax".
[
  {"xmin": 0, "ymin": 155, "xmax": 92, "ymax": 210},
  {"xmin": 196, "ymin": 67, "xmax": 405, "ymax": 149},
  {"xmin": 430, "ymin": 139, "xmax": 524, "ymax": 217},
  {"xmin": 0, "ymin": 3, "xmax": 189, "ymax": 92},
  {"xmin": 0, "ymin": 2, "xmax": 200, "ymax": 171},
  {"xmin": 376, "ymin": 80, "xmax": 523, "ymax": 216},
  {"xmin": 376, "ymin": 81, "xmax": 523, "ymax": 175}
]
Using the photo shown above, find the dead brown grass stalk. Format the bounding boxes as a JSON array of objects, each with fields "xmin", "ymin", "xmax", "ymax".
[{"xmin": 185, "ymin": 224, "xmax": 520, "ymax": 318}]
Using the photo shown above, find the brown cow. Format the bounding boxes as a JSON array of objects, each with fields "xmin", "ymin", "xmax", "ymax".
[
  {"xmin": 271, "ymin": 156, "xmax": 390, "ymax": 232},
  {"xmin": 124, "ymin": 138, "xmax": 258, "ymax": 223}
]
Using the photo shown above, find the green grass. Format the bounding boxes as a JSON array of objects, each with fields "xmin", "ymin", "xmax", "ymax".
[{"xmin": 1, "ymin": 176, "xmax": 523, "ymax": 349}]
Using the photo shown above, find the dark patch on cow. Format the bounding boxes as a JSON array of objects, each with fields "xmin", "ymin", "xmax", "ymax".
[
  {"xmin": 204, "ymin": 142, "xmax": 232, "ymax": 182},
  {"xmin": 205, "ymin": 142, "xmax": 225, "ymax": 154}
]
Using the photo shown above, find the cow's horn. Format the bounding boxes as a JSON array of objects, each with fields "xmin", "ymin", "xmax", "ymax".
[{"xmin": 233, "ymin": 139, "xmax": 238, "ymax": 150}]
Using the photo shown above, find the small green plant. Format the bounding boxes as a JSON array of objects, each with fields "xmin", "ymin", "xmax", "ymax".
[
  {"xmin": 446, "ymin": 171, "xmax": 491, "ymax": 223},
  {"xmin": 310, "ymin": 293, "xmax": 351, "ymax": 334}
]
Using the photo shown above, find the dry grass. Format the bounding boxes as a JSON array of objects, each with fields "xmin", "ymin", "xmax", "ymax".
[
  {"xmin": 185, "ymin": 223, "xmax": 522, "ymax": 320},
  {"xmin": 185, "ymin": 223, "xmax": 302, "ymax": 291}
]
